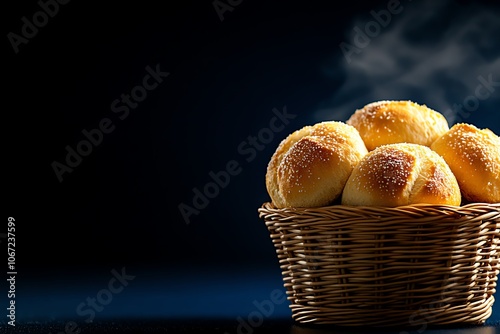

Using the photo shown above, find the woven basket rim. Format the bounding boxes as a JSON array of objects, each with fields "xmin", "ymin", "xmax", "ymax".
[
  {"xmin": 259, "ymin": 201, "xmax": 500, "ymax": 213},
  {"xmin": 259, "ymin": 202, "xmax": 500, "ymax": 229}
]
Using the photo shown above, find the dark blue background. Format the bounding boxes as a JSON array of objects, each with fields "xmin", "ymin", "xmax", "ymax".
[{"xmin": 3, "ymin": 0, "xmax": 500, "ymax": 330}]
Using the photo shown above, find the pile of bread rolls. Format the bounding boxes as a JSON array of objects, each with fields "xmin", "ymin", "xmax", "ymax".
[{"xmin": 265, "ymin": 100, "xmax": 500, "ymax": 208}]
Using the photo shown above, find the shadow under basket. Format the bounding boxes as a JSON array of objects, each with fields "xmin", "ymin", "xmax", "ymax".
[{"xmin": 258, "ymin": 202, "xmax": 500, "ymax": 327}]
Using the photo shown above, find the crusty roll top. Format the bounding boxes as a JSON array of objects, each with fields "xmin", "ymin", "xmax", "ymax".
[
  {"xmin": 431, "ymin": 123, "xmax": 500, "ymax": 203},
  {"xmin": 266, "ymin": 121, "xmax": 368, "ymax": 208},
  {"xmin": 341, "ymin": 143, "xmax": 461, "ymax": 206},
  {"xmin": 347, "ymin": 100, "xmax": 449, "ymax": 151}
]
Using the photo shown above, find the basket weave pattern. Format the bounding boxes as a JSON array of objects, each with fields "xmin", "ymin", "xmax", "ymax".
[{"xmin": 258, "ymin": 202, "xmax": 500, "ymax": 327}]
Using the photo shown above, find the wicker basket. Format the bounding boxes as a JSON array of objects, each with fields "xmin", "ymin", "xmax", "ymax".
[{"xmin": 258, "ymin": 202, "xmax": 500, "ymax": 327}]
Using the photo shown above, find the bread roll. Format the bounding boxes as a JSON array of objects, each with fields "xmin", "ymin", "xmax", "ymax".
[
  {"xmin": 347, "ymin": 100, "xmax": 449, "ymax": 151},
  {"xmin": 431, "ymin": 123, "xmax": 500, "ymax": 203},
  {"xmin": 341, "ymin": 143, "xmax": 461, "ymax": 206},
  {"xmin": 266, "ymin": 121, "xmax": 368, "ymax": 208}
]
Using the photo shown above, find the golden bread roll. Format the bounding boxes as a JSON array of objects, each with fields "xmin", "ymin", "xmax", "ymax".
[
  {"xmin": 347, "ymin": 100, "xmax": 449, "ymax": 151},
  {"xmin": 341, "ymin": 143, "xmax": 461, "ymax": 206},
  {"xmin": 266, "ymin": 121, "xmax": 368, "ymax": 208},
  {"xmin": 431, "ymin": 123, "xmax": 500, "ymax": 203}
]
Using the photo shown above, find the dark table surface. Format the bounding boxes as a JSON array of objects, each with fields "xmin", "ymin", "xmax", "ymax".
[{"xmin": 2, "ymin": 318, "xmax": 499, "ymax": 334}]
